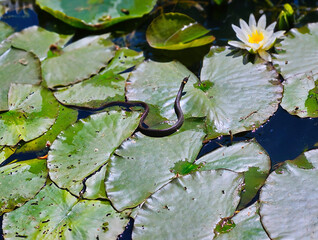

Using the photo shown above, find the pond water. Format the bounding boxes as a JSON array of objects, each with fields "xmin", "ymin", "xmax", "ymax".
[{"xmin": 1, "ymin": 0, "xmax": 318, "ymax": 239}]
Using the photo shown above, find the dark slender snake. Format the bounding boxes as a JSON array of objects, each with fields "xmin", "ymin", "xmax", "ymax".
[{"xmin": 74, "ymin": 76, "xmax": 189, "ymax": 138}]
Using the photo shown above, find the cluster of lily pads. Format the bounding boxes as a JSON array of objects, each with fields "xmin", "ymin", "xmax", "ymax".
[{"xmin": 0, "ymin": 0, "xmax": 318, "ymax": 239}]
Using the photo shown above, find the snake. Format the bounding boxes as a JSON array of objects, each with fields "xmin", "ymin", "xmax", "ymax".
[{"xmin": 74, "ymin": 76, "xmax": 189, "ymax": 138}]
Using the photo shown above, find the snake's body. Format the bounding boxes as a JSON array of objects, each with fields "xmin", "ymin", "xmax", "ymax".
[{"xmin": 73, "ymin": 76, "xmax": 188, "ymax": 137}]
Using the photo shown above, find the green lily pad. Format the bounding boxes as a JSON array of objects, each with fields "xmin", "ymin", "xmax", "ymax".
[
  {"xmin": 0, "ymin": 84, "xmax": 59, "ymax": 146},
  {"xmin": 0, "ymin": 159, "xmax": 47, "ymax": 214},
  {"xmin": 36, "ymin": 0, "xmax": 157, "ymax": 30},
  {"xmin": 3, "ymin": 181, "xmax": 130, "ymax": 239},
  {"xmin": 105, "ymin": 126, "xmax": 205, "ymax": 212},
  {"xmin": 146, "ymin": 13, "xmax": 215, "ymax": 50},
  {"xmin": 83, "ymin": 164, "xmax": 108, "ymax": 199},
  {"xmin": 47, "ymin": 110, "xmax": 140, "ymax": 196},
  {"xmin": 16, "ymin": 104, "xmax": 78, "ymax": 153},
  {"xmin": 53, "ymin": 70, "xmax": 126, "ymax": 108},
  {"xmin": 126, "ymin": 60, "xmax": 203, "ymax": 124},
  {"xmin": 0, "ymin": 21, "xmax": 14, "ymax": 42},
  {"xmin": 214, "ymin": 202, "xmax": 270, "ymax": 240},
  {"xmin": 8, "ymin": 26, "xmax": 73, "ymax": 60},
  {"xmin": 0, "ymin": 48, "xmax": 41, "ymax": 111},
  {"xmin": 259, "ymin": 149, "xmax": 318, "ymax": 239},
  {"xmin": 132, "ymin": 170, "xmax": 243, "ymax": 239},
  {"xmin": 201, "ymin": 47, "xmax": 283, "ymax": 139},
  {"xmin": 274, "ymin": 23, "xmax": 318, "ymax": 117},
  {"xmin": 196, "ymin": 140, "xmax": 270, "ymax": 209},
  {"xmin": 105, "ymin": 48, "xmax": 144, "ymax": 74},
  {"xmin": 41, "ymin": 34, "xmax": 115, "ymax": 88}
]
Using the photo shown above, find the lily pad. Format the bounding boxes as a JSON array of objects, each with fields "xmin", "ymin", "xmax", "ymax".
[
  {"xmin": 47, "ymin": 110, "xmax": 140, "ymax": 196},
  {"xmin": 0, "ymin": 147, "xmax": 15, "ymax": 165},
  {"xmin": 259, "ymin": 149, "xmax": 318, "ymax": 239},
  {"xmin": 0, "ymin": 159, "xmax": 47, "ymax": 214},
  {"xmin": 0, "ymin": 21, "xmax": 14, "ymax": 42},
  {"xmin": 41, "ymin": 34, "xmax": 115, "ymax": 88},
  {"xmin": 201, "ymin": 47, "xmax": 283, "ymax": 138},
  {"xmin": 132, "ymin": 170, "xmax": 243, "ymax": 239},
  {"xmin": 16, "ymin": 104, "xmax": 78, "ymax": 153},
  {"xmin": 274, "ymin": 23, "xmax": 318, "ymax": 117},
  {"xmin": 8, "ymin": 26, "xmax": 73, "ymax": 60},
  {"xmin": 0, "ymin": 48, "xmax": 41, "ymax": 111},
  {"xmin": 196, "ymin": 140, "xmax": 270, "ymax": 209},
  {"xmin": 53, "ymin": 70, "xmax": 126, "ymax": 108},
  {"xmin": 0, "ymin": 84, "xmax": 59, "ymax": 146},
  {"xmin": 146, "ymin": 13, "xmax": 215, "ymax": 50},
  {"xmin": 36, "ymin": 0, "xmax": 157, "ymax": 30},
  {"xmin": 214, "ymin": 202, "xmax": 270, "ymax": 240},
  {"xmin": 105, "ymin": 125, "xmax": 205, "ymax": 212},
  {"xmin": 83, "ymin": 164, "xmax": 108, "ymax": 199},
  {"xmin": 3, "ymin": 181, "xmax": 130, "ymax": 239},
  {"xmin": 126, "ymin": 60, "xmax": 202, "ymax": 124}
]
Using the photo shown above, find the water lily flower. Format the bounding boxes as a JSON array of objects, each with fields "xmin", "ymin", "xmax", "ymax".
[{"xmin": 228, "ymin": 14, "xmax": 285, "ymax": 62}]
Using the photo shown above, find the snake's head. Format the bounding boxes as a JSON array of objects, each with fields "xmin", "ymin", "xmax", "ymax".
[{"xmin": 183, "ymin": 75, "xmax": 190, "ymax": 84}]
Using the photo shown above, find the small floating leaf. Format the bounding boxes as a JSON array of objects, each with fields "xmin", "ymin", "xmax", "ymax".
[
  {"xmin": 274, "ymin": 23, "xmax": 318, "ymax": 118},
  {"xmin": 0, "ymin": 146, "xmax": 15, "ymax": 165},
  {"xmin": 47, "ymin": 110, "xmax": 140, "ymax": 196},
  {"xmin": 36, "ymin": 0, "xmax": 157, "ymax": 30},
  {"xmin": 42, "ymin": 34, "xmax": 115, "ymax": 88},
  {"xmin": 146, "ymin": 13, "xmax": 215, "ymax": 50},
  {"xmin": 0, "ymin": 159, "xmax": 47, "ymax": 214},
  {"xmin": 105, "ymin": 125, "xmax": 205, "ymax": 211},
  {"xmin": 0, "ymin": 84, "xmax": 59, "ymax": 146},
  {"xmin": 3, "ymin": 181, "xmax": 130, "ymax": 239},
  {"xmin": 132, "ymin": 170, "xmax": 243, "ymax": 239},
  {"xmin": 0, "ymin": 48, "xmax": 41, "ymax": 111}
]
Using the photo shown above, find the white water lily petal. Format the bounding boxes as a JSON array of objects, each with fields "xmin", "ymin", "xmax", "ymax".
[
  {"xmin": 232, "ymin": 24, "xmax": 249, "ymax": 43},
  {"xmin": 228, "ymin": 40, "xmax": 246, "ymax": 49},
  {"xmin": 249, "ymin": 14, "xmax": 256, "ymax": 28},
  {"xmin": 266, "ymin": 22, "xmax": 276, "ymax": 32},
  {"xmin": 257, "ymin": 14, "xmax": 266, "ymax": 29},
  {"xmin": 258, "ymin": 49, "xmax": 272, "ymax": 62},
  {"xmin": 228, "ymin": 13, "xmax": 284, "ymax": 62}
]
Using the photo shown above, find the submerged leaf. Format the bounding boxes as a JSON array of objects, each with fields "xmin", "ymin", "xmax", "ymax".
[
  {"xmin": 36, "ymin": 0, "xmax": 157, "ymax": 30},
  {"xmin": 3, "ymin": 181, "xmax": 130, "ymax": 239},
  {"xmin": 146, "ymin": 13, "xmax": 215, "ymax": 50}
]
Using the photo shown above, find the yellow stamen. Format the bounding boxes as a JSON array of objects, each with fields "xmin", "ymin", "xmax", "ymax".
[{"xmin": 248, "ymin": 30, "xmax": 264, "ymax": 44}]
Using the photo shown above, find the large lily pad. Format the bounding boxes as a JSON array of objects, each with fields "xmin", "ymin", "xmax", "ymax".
[
  {"xmin": 83, "ymin": 164, "xmax": 107, "ymax": 199},
  {"xmin": 146, "ymin": 13, "xmax": 215, "ymax": 50},
  {"xmin": 53, "ymin": 70, "xmax": 126, "ymax": 108},
  {"xmin": 0, "ymin": 84, "xmax": 59, "ymax": 146},
  {"xmin": 196, "ymin": 140, "xmax": 270, "ymax": 209},
  {"xmin": 0, "ymin": 159, "xmax": 47, "ymax": 214},
  {"xmin": 16, "ymin": 104, "xmax": 78, "ymax": 153},
  {"xmin": 3, "ymin": 181, "xmax": 130, "ymax": 239},
  {"xmin": 0, "ymin": 21, "xmax": 14, "ymax": 42},
  {"xmin": 36, "ymin": 0, "xmax": 157, "ymax": 30},
  {"xmin": 274, "ymin": 23, "xmax": 318, "ymax": 118},
  {"xmin": 201, "ymin": 47, "xmax": 283, "ymax": 138},
  {"xmin": 8, "ymin": 26, "xmax": 73, "ymax": 60},
  {"xmin": 259, "ymin": 149, "xmax": 318, "ymax": 239},
  {"xmin": 105, "ymin": 126, "xmax": 205, "ymax": 211},
  {"xmin": 132, "ymin": 170, "xmax": 243, "ymax": 239},
  {"xmin": 41, "ymin": 34, "xmax": 115, "ymax": 88},
  {"xmin": 214, "ymin": 202, "xmax": 270, "ymax": 240},
  {"xmin": 47, "ymin": 110, "xmax": 140, "ymax": 196},
  {"xmin": 0, "ymin": 48, "xmax": 41, "ymax": 111}
]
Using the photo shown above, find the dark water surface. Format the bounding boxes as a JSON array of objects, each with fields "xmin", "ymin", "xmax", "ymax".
[{"xmin": 1, "ymin": 1, "xmax": 318, "ymax": 239}]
